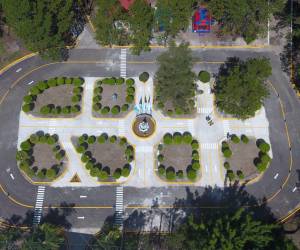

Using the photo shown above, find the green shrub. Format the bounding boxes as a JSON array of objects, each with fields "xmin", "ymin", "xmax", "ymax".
[
  {"xmin": 157, "ymin": 102, "xmax": 164, "ymax": 109},
  {"xmin": 71, "ymin": 95, "xmax": 81, "ymax": 103},
  {"xmin": 192, "ymin": 152, "xmax": 199, "ymax": 161},
  {"xmin": 76, "ymin": 145, "xmax": 85, "ymax": 153},
  {"xmin": 23, "ymin": 95, "xmax": 34, "ymax": 103},
  {"xmin": 22, "ymin": 103, "xmax": 34, "ymax": 112},
  {"xmin": 158, "ymin": 144, "xmax": 163, "ymax": 151},
  {"xmin": 19, "ymin": 161, "xmax": 30, "ymax": 171},
  {"xmin": 183, "ymin": 132, "xmax": 193, "ymax": 144},
  {"xmin": 227, "ymin": 170, "xmax": 235, "ymax": 181},
  {"xmin": 90, "ymin": 167, "xmax": 100, "ymax": 177},
  {"xmin": 192, "ymin": 161, "xmax": 200, "ymax": 170},
  {"xmin": 73, "ymin": 87, "xmax": 83, "ymax": 94},
  {"xmin": 158, "ymin": 165, "xmax": 166, "ymax": 176},
  {"xmin": 102, "ymin": 77, "xmax": 115, "ymax": 85},
  {"xmin": 56, "ymin": 77, "xmax": 65, "ymax": 85},
  {"xmin": 94, "ymin": 87, "xmax": 103, "ymax": 94},
  {"xmin": 241, "ymin": 134, "xmax": 249, "ymax": 144},
  {"xmin": 191, "ymin": 140, "xmax": 199, "ymax": 150},
  {"xmin": 37, "ymin": 170, "xmax": 46, "ymax": 179},
  {"xmin": 81, "ymin": 154, "xmax": 90, "ymax": 163},
  {"xmin": 139, "ymin": 72, "xmax": 149, "ymax": 82},
  {"xmin": 198, "ymin": 71, "xmax": 211, "ymax": 83},
  {"xmin": 166, "ymin": 167, "xmax": 176, "ymax": 180},
  {"xmin": 111, "ymin": 105, "xmax": 120, "ymax": 115},
  {"xmin": 187, "ymin": 169, "xmax": 197, "ymax": 181},
  {"xmin": 223, "ymin": 148, "xmax": 232, "ymax": 158},
  {"xmin": 119, "ymin": 137, "xmax": 127, "ymax": 146},
  {"xmin": 87, "ymin": 136, "xmax": 96, "ymax": 144},
  {"xmin": 127, "ymin": 87, "xmax": 135, "ymax": 95},
  {"xmin": 113, "ymin": 169, "xmax": 122, "ymax": 179},
  {"xmin": 257, "ymin": 139, "xmax": 270, "ymax": 153},
  {"xmin": 167, "ymin": 110, "xmax": 173, "ymax": 116},
  {"xmin": 86, "ymin": 161, "xmax": 94, "ymax": 170},
  {"xmin": 173, "ymin": 132, "xmax": 182, "ymax": 144},
  {"xmin": 25, "ymin": 168, "xmax": 36, "ymax": 177},
  {"xmin": 109, "ymin": 135, "xmax": 117, "ymax": 143},
  {"xmin": 46, "ymin": 136, "xmax": 56, "ymax": 145},
  {"xmin": 237, "ymin": 170, "xmax": 245, "ymax": 180},
  {"xmin": 16, "ymin": 150, "xmax": 29, "ymax": 161},
  {"xmin": 70, "ymin": 105, "xmax": 80, "ymax": 113},
  {"xmin": 125, "ymin": 146, "xmax": 134, "ymax": 156},
  {"xmin": 65, "ymin": 78, "xmax": 72, "ymax": 84},
  {"xmin": 20, "ymin": 141, "xmax": 32, "ymax": 151},
  {"xmin": 101, "ymin": 106, "xmax": 110, "ymax": 114},
  {"xmin": 175, "ymin": 107, "xmax": 183, "ymax": 115},
  {"xmin": 163, "ymin": 133, "xmax": 173, "ymax": 144},
  {"xmin": 260, "ymin": 153, "xmax": 271, "ymax": 164},
  {"xmin": 256, "ymin": 162, "xmax": 268, "ymax": 173},
  {"xmin": 93, "ymin": 95, "xmax": 101, "ymax": 103},
  {"xmin": 126, "ymin": 95, "xmax": 134, "ymax": 103},
  {"xmin": 126, "ymin": 78, "xmax": 135, "ymax": 86},
  {"xmin": 48, "ymin": 78, "xmax": 57, "ymax": 87},
  {"xmin": 177, "ymin": 170, "xmax": 184, "ymax": 178},
  {"xmin": 39, "ymin": 135, "xmax": 47, "ymax": 143},
  {"xmin": 231, "ymin": 134, "xmax": 240, "ymax": 144},
  {"xmin": 121, "ymin": 166, "xmax": 131, "ymax": 177},
  {"xmin": 158, "ymin": 154, "xmax": 164, "ymax": 162},
  {"xmin": 116, "ymin": 78, "xmax": 125, "ymax": 85},
  {"xmin": 40, "ymin": 105, "xmax": 51, "ymax": 115},
  {"xmin": 224, "ymin": 162, "xmax": 230, "ymax": 170},
  {"xmin": 62, "ymin": 106, "xmax": 71, "ymax": 114},
  {"xmin": 52, "ymin": 145, "xmax": 60, "ymax": 152},
  {"xmin": 46, "ymin": 168, "xmax": 56, "ymax": 180},
  {"xmin": 30, "ymin": 86, "xmax": 41, "ymax": 95},
  {"xmin": 93, "ymin": 103, "xmax": 102, "ymax": 111},
  {"xmin": 54, "ymin": 106, "xmax": 62, "ymax": 114},
  {"xmin": 78, "ymin": 134, "xmax": 87, "ymax": 144},
  {"xmin": 121, "ymin": 104, "xmax": 129, "ymax": 112},
  {"xmin": 98, "ymin": 170, "xmax": 108, "ymax": 180},
  {"xmin": 56, "ymin": 151, "xmax": 65, "ymax": 160},
  {"xmin": 97, "ymin": 135, "xmax": 106, "ymax": 144},
  {"xmin": 73, "ymin": 77, "xmax": 84, "ymax": 86},
  {"xmin": 37, "ymin": 81, "xmax": 48, "ymax": 91}
]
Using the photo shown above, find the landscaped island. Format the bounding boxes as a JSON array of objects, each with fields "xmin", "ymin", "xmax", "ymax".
[
  {"xmin": 222, "ymin": 134, "xmax": 272, "ymax": 182},
  {"xmin": 156, "ymin": 132, "xmax": 201, "ymax": 182},
  {"xmin": 22, "ymin": 77, "xmax": 84, "ymax": 117},
  {"xmin": 16, "ymin": 132, "xmax": 67, "ymax": 182},
  {"xmin": 73, "ymin": 134, "xmax": 134, "ymax": 182},
  {"xmin": 92, "ymin": 77, "xmax": 135, "ymax": 117}
]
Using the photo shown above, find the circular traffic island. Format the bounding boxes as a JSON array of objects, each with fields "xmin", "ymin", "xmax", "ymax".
[{"xmin": 132, "ymin": 114, "xmax": 156, "ymax": 138}]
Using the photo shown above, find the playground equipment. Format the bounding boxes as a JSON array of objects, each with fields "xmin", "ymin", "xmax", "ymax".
[{"xmin": 192, "ymin": 7, "xmax": 212, "ymax": 33}]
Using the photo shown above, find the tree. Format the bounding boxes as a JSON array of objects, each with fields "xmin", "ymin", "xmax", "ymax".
[
  {"xmin": 128, "ymin": 0, "xmax": 154, "ymax": 55},
  {"xmin": 155, "ymin": 42, "xmax": 196, "ymax": 113},
  {"xmin": 207, "ymin": 0, "xmax": 285, "ymax": 43},
  {"xmin": 2, "ymin": 0, "xmax": 80, "ymax": 60},
  {"xmin": 215, "ymin": 58, "xmax": 271, "ymax": 119},
  {"xmin": 0, "ymin": 227, "xmax": 21, "ymax": 249}
]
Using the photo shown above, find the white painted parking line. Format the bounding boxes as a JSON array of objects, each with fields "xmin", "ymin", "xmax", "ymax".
[
  {"xmin": 27, "ymin": 80, "xmax": 34, "ymax": 85},
  {"xmin": 273, "ymin": 173, "xmax": 279, "ymax": 179},
  {"xmin": 10, "ymin": 173, "xmax": 14, "ymax": 180},
  {"xmin": 80, "ymin": 195, "xmax": 87, "ymax": 198},
  {"xmin": 292, "ymin": 187, "xmax": 297, "ymax": 192},
  {"xmin": 16, "ymin": 68, "xmax": 22, "ymax": 73},
  {"xmin": 77, "ymin": 216, "xmax": 85, "ymax": 219}
]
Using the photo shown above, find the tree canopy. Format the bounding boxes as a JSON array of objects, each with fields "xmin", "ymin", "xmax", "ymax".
[
  {"xmin": 2, "ymin": 0, "xmax": 81, "ymax": 60},
  {"xmin": 207, "ymin": 0, "xmax": 285, "ymax": 43},
  {"xmin": 155, "ymin": 42, "xmax": 196, "ymax": 114},
  {"xmin": 215, "ymin": 57, "xmax": 271, "ymax": 119}
]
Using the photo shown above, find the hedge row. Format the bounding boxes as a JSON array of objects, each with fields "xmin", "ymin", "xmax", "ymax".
[
  {"xmin": 22, "ymin": 77, "xmax": 84, "ymax": 115},
  {"xmin": 76, "ymin": 134, "xmax": 134, "ymax": 180},
  {"xmin": 16, "ymin": 132, "xmax": 65, "ymax": 181},
  {"xmin": 92, "ymin": 78, "xmax": 135, "ymax": 115},
  {"xmin": 158, "ymin": 132, "xmax": 200, "ymax": 181}
]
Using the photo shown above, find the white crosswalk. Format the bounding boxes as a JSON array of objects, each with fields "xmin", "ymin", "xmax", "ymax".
[
  {"xmin": 135, "ymin": 146, "xmax": 153, "ymax": 153},
  {"xmin": 118, "ymin": 120, "xmax": 126, "ymax": 136},
  {"xmin": 201, "ymin": 143, "xmax": 218, "ymax": 150},
  {"xmin": 197, "ymin": 107, "xmax": 213, "ymax": 114},
  {"xmin": 48, "ymin": 120, "xmax": 56, "ymax": 134},
  {"xmin": 188, "ymin": 120, "xmax": 194, "ymax": 133},
  {"xmin": 120, "ymin": 49, "xmax": 127, "ymax": 78},
  {"xmin": 33, "ymin": 186, "xmax": 46, "ymax": 225},
  {"xmin": 115, "ymin": 186, "xmax": 124, "ymax": 228}
]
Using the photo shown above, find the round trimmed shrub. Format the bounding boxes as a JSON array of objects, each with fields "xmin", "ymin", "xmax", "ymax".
[
  {"xmin": 227, "ymin": 170, "xmax": 235, "ymax": 181},
  {"xmin": 94, "ymin": 87, "xmax": 103, "ymax": 94},
  {"xmin": 127, "ymin": 87, "xmax": 135, "ymax": 95},
  {"xmin": 62, "ymin": 106, "xmax": 71, "ymax": 114},
  {"xmin": 20, "ymin": 141, "xmax": 32, "ymax": 151},
  {"xmin": 57, "ymin": 77, "xmax": 65, "ymax": 85},
  {"xmin": 90, "ymin": 167, "xmax": 100, "ymax": 177},
  {"xmin": 30, "ymin": 86, "xmax": 41, "ymax": 95},
  {"xmin": 256, "ymin": 161, "xmax": 268, "ymax": 173},
  {"xmin": 93, "ymin": 103, "xmax": 102, "ymax": 111},
  {"xmin": 175, "ymin": 107, "xmax": 183, "ymax": 115},
  {"xmin": 183, "ymin": 132, "xmax": 193, "ymax": 144},
  {"xmin": 81, "ymin": 154, "xmax": 90, "ymax": 163},
  {"xmin": 87, "ymin": 136, "xmax": 96, "ymax": 144},
  {"xmin": 260, "ymin": 153, "xmax": 271, "ymax": 164},
  {"xmin": 173, "ymin": 132, "xmax": 182, "ymax": 144},
  {"xmin": 76, "ymin": 145, "xmax": 85, "ymax": 153},
  {"xmin": 40, "ymin": 105, "xmax": 51, "ymax": 115},
  {"xmin": 16, "ymin": 150, "xmax": 29, "ymax": 161},
  {"xmin": 78, "ymin": 134, "xmax": 87, "ymax": 144},
  {"xmin": 86, "ymin": 161, "xmax": 94, "ymax": 170},
  {"xmin": 163, "ymin": 133, "xmax": 173, "ymax": 145},
  {"xmin": 97, "ymin": 135, "xmax": 106, "ymax": 144},
  {"xmin": 125, "ymin": 146, "xmax": 134, "ymax": 157},
  {"xmin": 121, "ymin": 165, "xmax": 131, "ymax": 177},
  {"xmin": 177, "ymin": 170, "xmax": 184, "ymax": 178},
  {"xmin": 98, "ymin": 170, "xmax": 108, "ymax": 180},
  {"xmin": 241, "ymin": 134, "xmax": 249, "ymax": 144},
  {"xmin": 231, "ymin": 134, "xmax": 240, "ymax": 144},
  {"xmin": 126, "ymin": 95, "xmax": 134, "ymax": 103},
  {"xmin": 126, "ymin": 78, "xmax": 135, "ymax": 86},
  {"xmin": 111, "ymin": 105, "xmax": 120, "ymax": 115},
  {"xmin": 109, "ymin": 135, "xmax": 117, "ymax": 143},
  {"xmin": 139, "ymin": 72, "xmax": 149, "ymax": 82},
  {"xmin": 73, "ymin": 87, "xmax": 83, "ymax": 94},
  {"xmin": 39, "ymin": 135, "xmax": 47, "ymax": 143},
  {"xmin": 158, "ymin": 154, "xmax": 164, "ymax": 162},
  {"xmin": 191, "ymin": 140, "xmax": 199, "ymax": 150},
  {"xmin": 192, "ymin": 161, "xmax": 200, "ymax": 170},
  {"xmin": 71, "ymin": 105, "xmax": 81, "ymax": 113},
  {"xmin": 198, "ymin": 71, "xmax": 211, "ymax": 83},
  {"xmin": 101, "ymin": 106, "xmax": 110, "ymax": 114},
  {"xmin": 48, "ymin": 78, "xmax": 57, "ymax": 87},
  {"xmin": 46, "ymin": 168, "xmax": 56, "ymax": 180},
  {"xmin": 224, "ymin": 162, "xmax": 230, "ymax": 170},
  {"xmin": 73, "ymin": 77, "xmax": 84, "ymax": 86},
  {"xmin": 46, "ymin": 136, "xmax": 56, "ymax": 145},
  {"xmin": 37, "ymin": 170, "xmax": 46, "ymax": 179},
  {"xmin": 22, "ymin": 103, "xmax": 34, "ymax": 112},
  {"xmin": 237, "ymin": 170, "xmax": 245, "ymax": 180},
  {"xmin": 23, "ymin": 95, "xmax": 34, "ymax": 103},
  {"xmin": 158, "ymin": 165, "xmax": 166, "ymax": 176},
  {"xmin": 119, "ymin": 137, "xmax": 127, "ymax": 146},
  {"xmin": 71, "ymin": 95, "xmax": 81, "ymax": 103},
  {"xmin": 192, "ymin": 152, "xmax": 199, "ymax": 161},
  {"xmin": 166, "ymin": 167, "xmax": 176, "ymax": 180},
  {"xmin": 65, "ymin": 78, "xmax": 72, "ymax": 84},
  {"xmin": 167, "ymin": 110, "xmax": 173, "ymax": 116},
  {"xmin": 93, "ymin": 95, "xmax": 102, "ymax": 103},
  {"xmin": 56, "ymin": 151, "xmax": 65, "ymax": 160},
  {"xmin": 158, "ymin": 144, "xmax": 163, "ymax": 151},
  {"xmin": 223, "ymin": 148, "xmax": 232, "ymax": 158},
  {"xmin": 52, "ymin": 145, "xmax": 60, "ymax": 152},
  {"xmin": 116, "ymin": 78, "xmax": 124, "ymax": 85},
  {"xmin": 258, "ymin": 140, "xmax": 270, "ymax": 153},
  {"xmin": 37, "ymin": 81, "xmax": 48, "ymax": 91},
  {"xmin": 121, "ymin": 104, "xmax": 129, "ymax": 112},
  {"xmin": 187, "ymin": 169, "xmax": 197, "ymax": 181},
  {"xmin": 102, "ymin": 77, "xmax": 115, "ymax": 85},
  {"xmin": 113, "ymin": 169, "xmax": 122, "ymax": 179}
]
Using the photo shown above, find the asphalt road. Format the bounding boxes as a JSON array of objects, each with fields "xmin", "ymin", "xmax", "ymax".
[{"xmin": 0, "ymin": 48, "xmax": 299, "ymax": 231}]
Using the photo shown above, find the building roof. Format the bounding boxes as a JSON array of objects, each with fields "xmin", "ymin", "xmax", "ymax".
[{"xmin": 119, "ymin": 0, "xmax": 135, "ymax": 10}]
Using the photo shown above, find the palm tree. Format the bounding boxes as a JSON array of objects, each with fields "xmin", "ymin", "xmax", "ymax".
[{"xmin": 0, "ymin": 226, "xmax": 22, "ymax": 250}]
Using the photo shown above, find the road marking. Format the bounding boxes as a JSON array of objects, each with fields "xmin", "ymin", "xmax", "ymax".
[
  {"xmin": 214, "ymin": 165, "xmax": 218, "ymax": 173},
  {"xmin": 205, "ymin": 164, "xmax": 208, "ymax": 173},
  {"xmin": 120, "ymin": 49, "xmax": 127, "ymax": 78},
  {"xmin": 115, "ymin": 186, "xmax": 124, "ymax": 228},
  {"xmin": 80, "ymin": 195, "xmax": 87, "ymax": 198},
  {"xmin": 16, "ymin": 68, "xmax": 22, "ymax": 73},
  {"xmin": 9, "ymin": 174, "xmax": 14, "ymax": 180},
  {"xmin": 33, "ymin": 186, "xmax": 46, "ymax": 225},
  {"xmin": 292, "ymin": 187, "xmax": 297, "ymax": 193},
  {"xmin": 274, "ymin": 173, "xmax": 279, "ymax": 179},
  {"xmin": 201, "ymin": 143, "xmax": 218, "ymax": 150},
  {"xmin": 77, "ymin": 216, "xmax": 85, "ymax": 219},
  {"xmin": 27, "ymin": 80, "xmax": 34, "ymax": 85}
]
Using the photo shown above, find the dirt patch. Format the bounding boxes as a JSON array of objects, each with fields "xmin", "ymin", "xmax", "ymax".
[
  {"xmin": 161, "ymin": 144, "xmax": 192, "ymax": 171},
  {"xmin": 101, "ymin": 85, "xmax": 127, "ymax": 107},
  {"xmin": 90, "ymin": 142, "xmax": 128, "ymax": 171},
  {"xmin": 33, "ymin": 144, "xmax": 60, "ymax": 169},
  {"xmin": 227, "ymin": 139, "xmax": 260, "ymax": 179}
]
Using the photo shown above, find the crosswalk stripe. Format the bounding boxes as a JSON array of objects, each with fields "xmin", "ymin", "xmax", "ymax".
[{"xmin": 33, "ymin": 186, "xmax": 46, "ymax": 225}]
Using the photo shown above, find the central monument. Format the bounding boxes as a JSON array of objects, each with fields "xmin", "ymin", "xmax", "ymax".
[{"xmin": 132, "ymin": 96, "xmax": 156, "ymax": 138}]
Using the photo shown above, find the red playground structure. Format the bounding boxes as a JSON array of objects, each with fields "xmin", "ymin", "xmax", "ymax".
[{"xmin": 192, "ymin": 7, "xmax": 212, "ymax": 33}]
